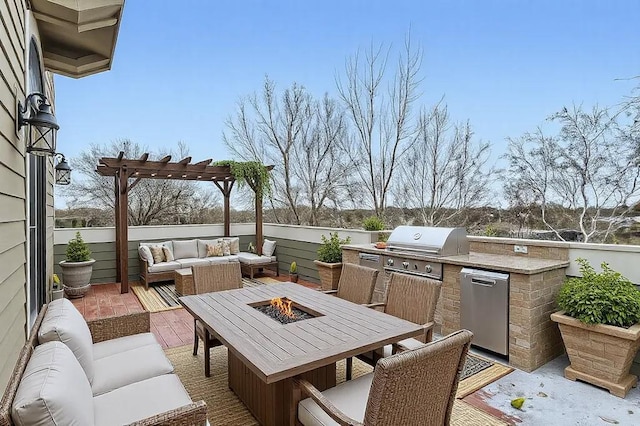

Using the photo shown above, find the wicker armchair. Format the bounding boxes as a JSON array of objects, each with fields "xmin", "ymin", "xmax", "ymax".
[
  {"xmin": 324, "ymin": 263, "xmax": 379, "ymax": 380},
  {"xmin": 324, "ymin": 263, "xmax": 379, "ymax": 305},
  {"xmin": 192, "ymin": 262, "xmax": 243, "ymax": 376},
  {"xmin": 295, "ymin": 329, "xmax": 473, "ymax": 426}
]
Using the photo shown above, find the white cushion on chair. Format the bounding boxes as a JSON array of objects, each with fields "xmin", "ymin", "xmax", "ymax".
[
  {"xmin": 91, "ymin": 343, "xmax": 174, "ymax": 396},
  {"xmin": 298, "ymin": 373, "xmax": 373, "ymax": 426},
  {"xmin": 148, "ymin": 260, "xmax": 181, "ymax": 273},
  {"xmin": 379, "ymin": 337, "xmax": 425, "ymax": 357},
  {"xmin": 237, "ymin": 252, "xmax": 277, "ymax": 265},
  {"xmin": 38, "ymin": 298, "xmax": 95, "ymax": 384},
  {"xmin": 93, "ymin": 332, "xmax": 159, "ymax": 360},
  {"xmin": 262, "ymin": 239, "xmax": 277, "ymax": 256},
  {"xmin": 138, "ymin": 245, "xmax": 154, "ymax": 266},
  {"xmin": 209, "ymin": 255, "xmax": 239, "ymax": 264},
  {"xmin": 12, "ymin": 341, "xmax": 94, "ymax": 426},
  {"xmin": 93, "ymin": 374, "xmax": 192, "ymax": 426}
]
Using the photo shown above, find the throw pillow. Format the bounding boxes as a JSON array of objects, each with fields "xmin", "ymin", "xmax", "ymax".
[
  {"xmin": 150, "ymin": 245, "xmax": 165, "ymax": 264},
  {"xmin": 227, "ymin": 237, "xmax": 240, "ymax": 254},
  {"xmin": 206, "ymin": 242, "xmax": 223, "ymax": 257},
  {"xmin": 163, "ymin": 246, "xmax": 174, "ymax": 262},
  {"xmin": 221, "ymin": 239, "xmax": 231, "ymax": 256},
  {"xmin": 262, "ymin": 239, "xmax": 277, "ymax": 257},
  {"xmin": 138, "ymin": 245, "xmax": 154, "ymax": 266}
]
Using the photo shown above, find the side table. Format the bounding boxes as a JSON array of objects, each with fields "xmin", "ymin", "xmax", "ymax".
[{"xmin": 174, "ymin": 268, "xmax": 194, "ymax": 295}]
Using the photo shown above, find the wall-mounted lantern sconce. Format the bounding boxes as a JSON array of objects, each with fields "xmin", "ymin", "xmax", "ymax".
[
  {"xmin": 54, "ymin": 153, "xmax": 71, "ymax": 185},
  {"xmin": 17, "ymin": 92, "xmax": 59, "ymax": 156}
]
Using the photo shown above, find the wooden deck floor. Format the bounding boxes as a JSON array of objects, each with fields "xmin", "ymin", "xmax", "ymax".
[{"xmin": 72, "ymin": 272, "xmax": 319, "ymax": 349}]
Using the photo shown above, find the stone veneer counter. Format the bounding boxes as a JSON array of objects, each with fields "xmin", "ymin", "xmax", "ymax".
[{"xmin": 341, "ymin": 244, "xmax": 569, "ymax": 273}]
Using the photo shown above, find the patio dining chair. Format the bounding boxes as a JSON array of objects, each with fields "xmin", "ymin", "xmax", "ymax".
[
  {"xmin": 295, "ymin": 329, "xmax": 473, "ymax": 426},
  {"xmin": 323, "ymin": 263, "xmax": 379, "ymax": 380},
  {"xmin": 192, "ymin": 262, "xmax": 243, "ymax": 377},
  {"xmin": 363, "ymin": 272, "xmax": 442, "ymax": 364}
]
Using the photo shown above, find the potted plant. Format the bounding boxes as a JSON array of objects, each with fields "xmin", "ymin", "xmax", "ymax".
[
  {"xmin": 550, "ymin": 258, "xmax": 640, "ymax": 398},
  {"xmin": 314, "ymin": 232, "xmax": 351, "ymax": 290},
  {"xmin": 289, "ymin": 261, "xmax": 299, "ymax": 283},
  {"xmin": 59, "ymin": 231, "xmax": 95, "ymax": 298},
  {"xmin": 51, "ymin": 274, "xmax": 64, "ymax": 301}
]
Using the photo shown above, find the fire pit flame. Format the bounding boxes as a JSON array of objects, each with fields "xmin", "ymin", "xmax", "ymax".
[{"xmin": 271, "ymin": 297, "xmax": 295, "ymax": 318}]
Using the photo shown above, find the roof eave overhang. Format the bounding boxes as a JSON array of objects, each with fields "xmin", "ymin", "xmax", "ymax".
[{"xmin": 29, "ymin": 0, "xmax": 125, "ymax": 78}]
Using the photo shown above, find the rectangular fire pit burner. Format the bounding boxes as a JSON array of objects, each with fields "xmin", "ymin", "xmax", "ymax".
[{"xmin": 251, "ymin": 297, "xmax": 323, "ymax": 324}]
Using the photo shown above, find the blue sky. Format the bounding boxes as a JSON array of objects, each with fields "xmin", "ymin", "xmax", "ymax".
[{"xmin": 54, "ymin": 0, "xmax": 639, "ymax": 196}]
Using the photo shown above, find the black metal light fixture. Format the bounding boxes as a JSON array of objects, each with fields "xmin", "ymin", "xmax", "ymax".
[
  {"xmin": 17, "ymin": 92, "xmax": 59, "ymax": 156},
  {"xmin": 54, "ymin": 153, "xmax": 72, "ymax": 185}
]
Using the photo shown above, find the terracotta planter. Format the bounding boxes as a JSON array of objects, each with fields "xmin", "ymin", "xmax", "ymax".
[
  {"xmin": 551, "ymin": 311, "xmax": 640, "ymax": 398},
  {"xmin": 59, "ymin": 259, "xmax": 95, "ymax": 298},
  {"xmin": 314, "ymin": 260, "xmax": 342, "ymax": 290}
]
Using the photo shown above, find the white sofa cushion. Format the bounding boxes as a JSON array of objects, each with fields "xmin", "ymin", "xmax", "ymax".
[
  {"xmin": 237, "ymin": 252, "xmax": 277, "ymax": 265},
  {"xmin": 172, "ymin": 239, "xmax": 199, "ymax": 260},
  {"xmin": 38, "ymin": 298, "xmax": 95, "ymax": 384},
  {"xmin": 148, "ymin": 260, "xmax": 181, "ymax": 273},
  {"xmin": 262, "ymin": 239, "xmax": 277, "ymax": 257},
  {"xmin": 178, "ymin": 257, "xmax": 211, "ymax": 268},
  {"xmin": 91, "ymin": 343, "xmax": 174, "ymax": 396},
  {"xmin": 138, "ymin": 245, "xmax": 154, "ymax": 266},
  {"xmin": 93, "ymin": 374, "xmax": 192, "ymax": 426},
  {"xmin": 93, "ymin": 332, "xmax": 159, "ymax": 360},
  {"xmin": 197, "ymin": 239, "xmax": 220, "ymax": 258},
  {"xmin": 208, "ymin": 255, "xmax": 239, "ymax": 264},
  {"xmin": 12, "ymin": 341, "xmax": 94, "ymax": 426},
  {"xmin": 380, "ymin": 337, "xmax": 424, "ymax": 357},
  {"xmin": 298, "ymin": 373, "xmax": 373, "ymax": 426}
]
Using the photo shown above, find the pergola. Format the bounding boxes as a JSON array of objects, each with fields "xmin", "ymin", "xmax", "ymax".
[{"xmin": 96, "ymin": 152, "xmax": 273, "ymax": 293}]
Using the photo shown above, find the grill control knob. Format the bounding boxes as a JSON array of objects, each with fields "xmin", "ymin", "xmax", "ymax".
[
  {"xmin": 387, "ymin": 259, "xmax": 394, "ymax": 266},
  {"xmin": 414, "ymin": 264, "xmax": 418, "ymax": 270},
  {"xmin": 402, "ymin": 261, "xmax": 409, "ymax": 269},
  {"xmin": 425, "ymin": 265, "xmax": 432, "ymax": 273}
]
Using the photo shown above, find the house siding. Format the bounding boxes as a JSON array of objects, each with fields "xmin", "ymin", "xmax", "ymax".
[
  {"xmin": 0, "ymin": 0, "xmax": 55, "ymax": 393},
  {"xmin": 0, "ymin": 0, "xmax": 26, "ymax": 393}
]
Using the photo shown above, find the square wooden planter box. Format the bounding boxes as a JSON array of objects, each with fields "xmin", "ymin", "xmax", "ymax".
[
  {"xmin": 551, "ymin": 311, "xmax": 640, "ymax": 398},
  {"xmin": 314, "ymin": 260, "xmax": 342, "ymax": 291}
]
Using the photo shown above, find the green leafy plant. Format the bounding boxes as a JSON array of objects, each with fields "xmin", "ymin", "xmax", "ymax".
[
  {"xmin": 317, "ymin": 232, "xmax": 351, "ymax": 264},
  {"xmin": 557, "ymin": 258, "xmax": 640, "ymax": 327},
  {"xmin": 362, "ymin": 216, "xmax": 385, "ymax": 231},
  {"xmin": 289, "ymin": 261, "xmax": 298, "ymax": 274},
  {"xmin": 65, "ymin": 232, "xmax": 91, "ymax": 262},
  {"xmin": 213, "ymin": 160, "xmax": 271, "ymax": 197}
]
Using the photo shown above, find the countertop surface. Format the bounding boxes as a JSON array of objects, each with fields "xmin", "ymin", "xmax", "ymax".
[{"xmin": 342, "ymin": 243, "xmax": 569, "ymax": 275}]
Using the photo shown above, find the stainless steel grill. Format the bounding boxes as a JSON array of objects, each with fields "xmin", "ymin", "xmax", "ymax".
[{"xmin": 383, "ymin": 226, "xmax": 469, "ymax": 280}]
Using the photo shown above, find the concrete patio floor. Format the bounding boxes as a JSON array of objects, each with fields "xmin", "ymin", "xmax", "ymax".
[{"xmin": 470, "ymin": 350, "xmax": 640, "ymax": 425}]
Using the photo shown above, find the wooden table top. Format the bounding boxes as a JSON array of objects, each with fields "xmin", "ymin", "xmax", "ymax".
[{"xmin": 179, "ymin": 282, "xmax": 423, "ymax": 384}]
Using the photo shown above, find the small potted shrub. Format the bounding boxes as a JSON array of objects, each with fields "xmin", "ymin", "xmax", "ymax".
[
  {"xmin": 314, "ymin": 232, "xmax": 351, "ymax": 290},
  {"xmin": 289, "ymin": 261, "xmax": 299, "ymax": 283},
  {"xmin": 550, "ymin": 259, "xmax": 640, "ymax": 398},
  {"xmin": 59, "ymin": 232, "xmax": 95, "ymax": 298}
]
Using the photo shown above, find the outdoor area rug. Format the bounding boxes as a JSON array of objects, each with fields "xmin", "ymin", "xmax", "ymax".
[
  {"xmin": 166, "ymin": 344, "xmax": 508, "ymax": 425},
  {"xmin": 132, "ymin": 276, "xmax": 280, "ymax": 313},
  {"xmin": 456, "ymin": 354, "xmax": 513, "ymax": 399}
]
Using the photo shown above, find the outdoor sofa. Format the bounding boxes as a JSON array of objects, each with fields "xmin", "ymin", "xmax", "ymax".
[
  {"xmin": 139, "ymin": 237, "xmax": 279, "ymax": 285},
  {"xmin": 0, "ymin": 299, "xmax": 207, "ymax": 426},
  {"xmin": 138, "ymin": 238, "xmax": 241, "ymax": 288}
]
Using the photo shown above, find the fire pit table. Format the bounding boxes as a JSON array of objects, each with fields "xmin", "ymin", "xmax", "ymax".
[{"xmin": 179, "ymin": 282, "xmax": 423, "ymax": 426}]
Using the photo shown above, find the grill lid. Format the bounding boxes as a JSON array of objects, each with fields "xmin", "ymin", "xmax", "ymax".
[{"xmin": 386, "ymin": 226, "xmax": 469, "ymax": 257}]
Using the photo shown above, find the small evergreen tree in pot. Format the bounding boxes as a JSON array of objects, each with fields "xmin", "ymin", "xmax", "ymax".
[
  {"xmin": 314, "ymin": 232, "xmax": 351, "ymax": 290},
  {"xmin": 551, "ymin": 258, "xmax": 640, "ymax": 397},
  {"xmin": 59, "ymin": 232, "xmax": 96, "ymax": 298}
]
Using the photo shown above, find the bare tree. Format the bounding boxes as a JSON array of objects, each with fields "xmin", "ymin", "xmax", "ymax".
[
  {"xmin": 504, "ymin": 105, "xmax": 640, "ymax": 242},
  {"xmin": 336, "ymin": 34, "xmax": 422, "ymax": 218},
  {"xmin": 224, "ymin": 78, "xmax": 352, "ymax": 225},
  {"xmin": 63, "ymin": 139, "xmax": 217, "ymax": 226},
  {"xmin": 394, "ymin": 102, "xmax": 494, "ymax": 226}
]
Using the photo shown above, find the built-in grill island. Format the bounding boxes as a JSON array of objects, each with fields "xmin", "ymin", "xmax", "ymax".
[{"xmin": 342, "ymin": 226, "xmax": 571, "ymax": 372}]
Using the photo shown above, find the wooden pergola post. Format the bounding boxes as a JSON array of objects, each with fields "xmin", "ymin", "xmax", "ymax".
[{"xmin": 96, "ymin": 154, "xmax": 272, "ymax": 294}]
